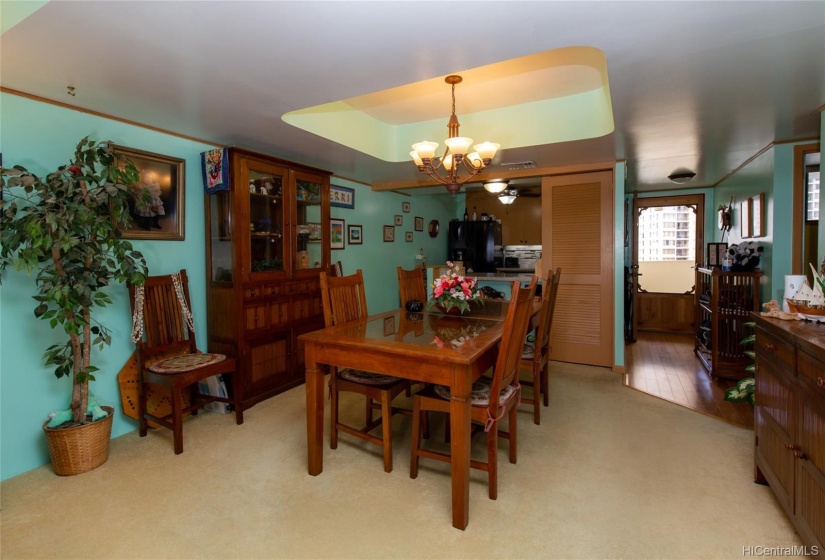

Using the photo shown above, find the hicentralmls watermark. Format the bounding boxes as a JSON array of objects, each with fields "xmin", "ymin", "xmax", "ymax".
[{"xmin": 743, "ymin": 545, "xmax": 819, "ymax": 556}]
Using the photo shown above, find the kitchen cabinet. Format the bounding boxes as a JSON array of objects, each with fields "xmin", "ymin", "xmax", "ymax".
[
  {"xmin": 204, "ymin": 148, "xmax": 331, "ymax": 409},
  {"xmin": 465, "ymin": 191, "xmax": 541, "ymax": 245},
  {"xmin": 694, "ymin": 267, "xmax": 761, "ymax": 379},
  {"xmin": 753, "ymin": 316, "xmax": 825, "ymax": 554}
]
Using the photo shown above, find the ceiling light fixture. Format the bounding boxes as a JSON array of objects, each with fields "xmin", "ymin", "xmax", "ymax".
[
  {"xmin": 667, "ymin": 171, "xmax": 696, "ymax": 184},
  {"xmin": 498, "ymin": 189, "xmax": 518, "ymax": 205},
  {"xmin": 483, "ymin": 180, "xmax": 509, "ymax": 194},
  {"xmin": 410, "ymin": 75, "xmax": 500, "ymax": 197}
]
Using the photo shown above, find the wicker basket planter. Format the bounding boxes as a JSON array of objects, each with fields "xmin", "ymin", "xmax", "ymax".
[{"xmin": 42, "ymin": 406, "xmax": 114, "ymax": 476}]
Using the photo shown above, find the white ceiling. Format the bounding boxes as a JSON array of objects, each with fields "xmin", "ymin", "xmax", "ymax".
[{"xmin": 1, "ymin": 1, "xmax": 823, "ymax": 194}]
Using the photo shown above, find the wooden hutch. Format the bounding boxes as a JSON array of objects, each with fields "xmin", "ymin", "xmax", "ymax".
[{"xmin": 204, "ymin": 148, "xmax": 331, "ymax": 409}]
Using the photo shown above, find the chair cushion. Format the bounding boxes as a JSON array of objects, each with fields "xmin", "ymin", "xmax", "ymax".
[
  {"xmin": 339, "ymin": 368, "xmax": 400, "ymax": 386},
  {"xmin": 522, "ymin": 342, "xmax": 535, "ymax": 359},
  {"xmin": 148, "ymin": 353, "xmax": 226, "ymax": 374},
  {"xmin": 433, "ymin": 377, "xmax": 518, "ymax": 407}
]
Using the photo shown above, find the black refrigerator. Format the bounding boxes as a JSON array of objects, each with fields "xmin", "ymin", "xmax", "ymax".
[{"xmin": 447, "ymin": 220, "xmax": 502, "ymax": 272}]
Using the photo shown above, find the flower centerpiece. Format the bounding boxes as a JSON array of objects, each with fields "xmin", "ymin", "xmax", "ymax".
[{"xmin": 427, "ymin": 261, "xmax": 483, "ymax": 315}]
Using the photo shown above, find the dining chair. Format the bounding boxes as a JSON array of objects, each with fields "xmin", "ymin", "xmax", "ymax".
[
  {"xmin": 520, "ymin": 267, "xmax": 562, "ymax": 425},
  {"xmin": 397, "ymin": 265, "xmax": 427, "ymax": 306},
  {"xmin": 410, "ymin": 276, "xmax": 537, "ymax": 499},
  {"xmin": 128, "ymin": 269, "xmax": 243, "ymax": 454},
  {"xmin": 320, "ymin": 269, "xmax": 411, "ymax": 472}
]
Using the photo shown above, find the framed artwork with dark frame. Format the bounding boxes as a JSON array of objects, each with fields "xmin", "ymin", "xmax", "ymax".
[
  {"xmin": 347, "ymin": 224, "xmax": 363, "ymax": 245},
  {"xmin": 405, "ymin": 232, "xmax": 413, "ymax": 242},
  {"xmin": 114, "ymin": 145, "xmax": 185, "ymax": 240},
  {"xmin": 383, "ymin": 225, "xmax": 395, "ymax": 242},
  {"xmin": 330, "ymin": 185, "xmax": 355, "ymax": 209},
  {"xmin": 707, "ymin": 242, "xmax": 728, "ymax": 268},
  {"xmin": 330, "ymin": 218, "xmax": 345, "ymax": 250},
  {"xmin": 751, "ymin": 193, "xmax": 765, "ymax": 237},
  {"xmin": 394, "ymin": 214, "xmax": 403, "ymax": 226},
  {"xmin": 414, "ymin": 216, "xmax": 424, "ymax": 231},
  {"xmin": 402, "ymin": 201, "xmax": 411, "ymax": 213},
  {"xmin": 740, "ymin": 199, "xmax": 752, "ymax": 238}
]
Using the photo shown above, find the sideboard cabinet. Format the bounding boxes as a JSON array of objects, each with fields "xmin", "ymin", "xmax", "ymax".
[
  {"xmin": 753, "ymin": 316, "xmax": 824, "ymax": 553},
  {"xmin": 205, "ymin": 148, "xmax": 331, "ymax": 409}
]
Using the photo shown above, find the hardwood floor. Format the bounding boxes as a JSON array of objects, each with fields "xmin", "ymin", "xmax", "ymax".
[{"xmin": 624, "ymin": 331, "xmax": 754, "ymax": 429}]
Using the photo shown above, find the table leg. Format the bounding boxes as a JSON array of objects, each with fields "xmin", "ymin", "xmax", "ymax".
[
  {"xmin": 450, "ymin": 365, "xmax": 472, "ymax": 530},
  {"xmin": 305, "ymin": 344, "xmax": 324, "ymax": 476}
]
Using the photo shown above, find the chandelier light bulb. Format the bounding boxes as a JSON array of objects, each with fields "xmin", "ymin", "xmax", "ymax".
[
  {"xmin": 473, "ymin": 142, "xmax": 500, "ymax": 161},
  {"xmin": 411, "ymin": 141, "xmax": 439, "ymax": 160},
  {"xmin": 444, "ymin": 136, "xmax": 473, "ymax": 156}
]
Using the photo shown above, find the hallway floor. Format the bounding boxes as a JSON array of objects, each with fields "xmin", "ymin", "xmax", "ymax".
[{"xmin": 624, "ymin": 330, "xmax": 754, "ymax": 429}]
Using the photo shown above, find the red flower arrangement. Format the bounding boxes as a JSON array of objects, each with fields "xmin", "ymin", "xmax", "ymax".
[{"xmin": 427, "ymin": 261, "xmax": 482, "ymax": 315}]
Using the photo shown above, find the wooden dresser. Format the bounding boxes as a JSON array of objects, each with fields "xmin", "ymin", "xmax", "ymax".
[{"xmin": 753, "ymin": 315, "xmax": 825, "ymax": 554}]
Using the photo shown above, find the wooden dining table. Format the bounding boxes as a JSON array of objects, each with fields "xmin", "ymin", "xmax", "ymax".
[{"xmin": 300, "ymin": 300, "xmax": 539, "ymax": 530}]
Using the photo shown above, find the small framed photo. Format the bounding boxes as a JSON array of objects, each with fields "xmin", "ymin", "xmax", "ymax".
[
  {"xmin": 740, "ymin": 199, "xmax": 752, "ymax": 239},
  {"xmin": 394, "ymin": 215, "xmax": 403, "ymax": 226},
  {"xmin": 383, "ymin": 225, "xmax": 395, "ymax": 242},
  {"xmin": 707, "ymin": 242, "xmax": 728, "ymax": 268},
  {"xmin": 383, "ymin": 315, "xmax": 396, "ymax": 336},
  {"xmin": 405, "ymin": 232, "xmax": 413, "ymax": 242},
  {"xmin": 751, "ymin": 193, "xmax": 765, "ymax": 238},
  {"xmin": 115, "ymin": 145, "xmax": 185, "ymax": 240},
  {"xmin": 330, "ymin": 218, "xmax": 345, "ymax": 250},
  {"xmin": 402, "ymin": 201, "xmax": 411, "ymax": 213},
  {"xmin": 330, "ymin": 185, "xmax": 355, "ymax": 209},
  {"xmin": 414, "ymin": 216, "xmax": 424, "ymax": 232},
  {"xmin": 347, "ymin": 224, "xmax": 362, "ymax": 245}
]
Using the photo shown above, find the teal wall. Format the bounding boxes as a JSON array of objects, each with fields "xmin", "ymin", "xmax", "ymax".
[
  {"xmin": 0, "ymin": 93, "xmax": 456, "ymax": 480},
  {"xmin": 614, "ymin": 162, "xmax": 626, "ymax": 368}
]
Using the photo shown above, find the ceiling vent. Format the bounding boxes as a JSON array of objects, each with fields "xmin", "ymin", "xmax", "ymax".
[{"xmin": 499, "ymin": 161, "xmax": 536, "ymax": 171}]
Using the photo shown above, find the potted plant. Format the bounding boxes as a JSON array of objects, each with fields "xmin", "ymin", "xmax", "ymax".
[
  {"xmin": 427, "ymin": 261, "xmax": 483, "ymax": 315},
  {"xmin": 724, "ymin": 322, "xmax": 756, "ymax": 407},
  {"xmin": 0, "ymin": 137, "xmax": 148, "ymax": 475}
]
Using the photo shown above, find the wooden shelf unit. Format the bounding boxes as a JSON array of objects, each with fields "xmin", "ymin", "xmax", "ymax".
[{"xmin": 694, "ymin": 267, "xmax": 761, "ymax": 380}]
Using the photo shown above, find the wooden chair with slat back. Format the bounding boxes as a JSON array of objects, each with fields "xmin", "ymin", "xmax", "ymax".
[
  {"xmin": 128, "ymin": 269, "xmax": 243, "ymax": 454},
  {"xmin": 520, "ymin": 268, "xmax": 561, "ymax": 425},
  {"xmin": 397, "ymin": 265, "xmax": 427, "ymax": 307},
  {"xmin": 320, "ymin": 269, "xmax": 411, "ymax": 472},
  {"xmin": 410, "ymin": 277, "xmax": 537, "ymax": 500}
]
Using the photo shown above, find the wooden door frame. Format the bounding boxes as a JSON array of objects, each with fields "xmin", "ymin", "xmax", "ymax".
[{"xmin": 792, "ymin": 143, "xmax": 821, "ymax": 274}]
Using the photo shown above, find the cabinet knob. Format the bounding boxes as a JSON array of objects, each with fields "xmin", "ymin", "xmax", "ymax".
[
  {"xmin": 765, "ymin": 342, "xmax": 775, "ymax": 351},
  {"xmin": 784, "ymin": 442, "xmax": 793, "ymax": 450},
  {"xmin": 817, "ymin": 376, "xmax": 825, "ymax": 388},
  {"xmin": 792, "ymin": 449, "xmax": 806, "ymax": 460}
]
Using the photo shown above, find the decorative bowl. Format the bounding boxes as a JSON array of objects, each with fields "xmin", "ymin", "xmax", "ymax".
[{"xmin": 405, "ymin": 299, "xmax": 424, "ymax": 312}]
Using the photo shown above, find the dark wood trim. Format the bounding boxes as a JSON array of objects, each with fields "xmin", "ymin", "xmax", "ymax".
[{"xmin": 792, "ymin": 143, "xmax": 821, "ymax": 274}]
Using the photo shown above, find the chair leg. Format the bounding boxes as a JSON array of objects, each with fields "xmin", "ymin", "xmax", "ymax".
[
  {"xmin": 509, "ymin": 401, "xmax": 518, "ymax": 464},
  {"xmin": 171, "ymin": 383, "xmax": 184, "ymax": 455},
  {"xmin": 232, "ymin": 372, "xmax": 244, "ymax": 425},
  {"xmin": 365, "ymin": 397, "xmax": 374, "ymax": 425},
  {"xmin": 542, "ymin": 364, "xmax": 550, "ymax": 407},
  {"xmin": 533, "ymin": 363, "xmax": 541, "ymax": 425},
  {"xmin": 330, "ymin": 373, "xmax": 339, "ymax": 450},
  {"xmin": 190, "ymin": 383, "xmax": 199, "ymax": 416},
  {"xmin": 410, "ymin": 397, "xmax": 421, "ymax": 479},
  {"xmin": 381, "ymin": 392, "xmax": 393, "ymax": 473},
  {"xmin": 487, "ymin": 425, "xmax": 498, "ymax": 500}
]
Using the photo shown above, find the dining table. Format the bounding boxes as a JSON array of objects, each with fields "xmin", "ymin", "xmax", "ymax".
[{"xmin": 300, "ymin": 299, "xmax": 539, "ymax": 530}]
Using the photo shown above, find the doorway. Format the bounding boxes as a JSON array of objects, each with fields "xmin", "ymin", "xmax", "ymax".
[
  {"xmin": 632, "ymin": 194, "xmax": 704, "ymax": 334},
  {"xmin": 793, "ymin": 143, "xmax": 821, "ymax": 281}
]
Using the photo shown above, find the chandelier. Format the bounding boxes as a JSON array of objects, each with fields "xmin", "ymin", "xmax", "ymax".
[{"xmin": 409, "ymin": 75, "xmax": 500, "ymax": 196}]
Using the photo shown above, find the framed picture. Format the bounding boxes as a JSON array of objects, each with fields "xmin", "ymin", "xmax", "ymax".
[
  {"xmin": 707, "ymin": 242, "xmax": 728, "ymax": 268},
  {"xmin": 405, "ymin": 232, "xmax": 413, "ymax": 242},
  {"xmin": 347, "ymin": 224, "xmax": 363, "ymax": 245},
  {"xmin": 414, "ymin": 216, "xmax": 424, "ymax": 231},
  {"xmin": 330, "ymin": 185, "xmax": 355, "ymax": 209},
  {"xmin": 115, "ymin": 145, "xmax": 185, "ymax": 240},
  {"xmin": 740, "ymin": 199, "xmax": 752, "ymax": 238},
  {"xmin": 383, "ymin": 315, "xmax": 396, "ymax": 336},
  {"xmin": 394, "ymin": 215, "xmax": 403, "ymax": 226},
  {"xmin": 751, "ymin": 193, "xmax": 765, "ymax": 237},
  {"xmin": 330, "ymin": 218, "xmax": 345, "ymax": 250},
  {"xmin": 383, "ymin": 225, "xmax": 395, "ymax": 242},
  {"xmin": 402, "ymin": 201, "xmax": 411, "ymax": 213}
]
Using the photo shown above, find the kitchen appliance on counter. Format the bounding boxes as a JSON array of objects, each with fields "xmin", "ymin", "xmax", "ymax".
[
  {"xmin": 497, "ymin": 245, "xmax": 542, "ymax": 272},
  {"xmin": 447, "ymin": 219, "xmax": 502, "ymax": 273}
]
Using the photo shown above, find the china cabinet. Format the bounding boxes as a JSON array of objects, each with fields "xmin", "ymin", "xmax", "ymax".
[
  {"xmin": 205, "ymin": 148, "xmax": 331, "ymax": 409},
  {"xmin": 694, "ymin": 267, "xmax": 761, "ymax": 379}
]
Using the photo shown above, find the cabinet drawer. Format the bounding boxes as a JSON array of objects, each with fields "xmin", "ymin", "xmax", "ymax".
[
  {"xmin": 244, "ymin": 283, "xmax": 282, "ymax": 300},
  {"xmin": 245, "ymin": 301, "xmax": 290, "ymax": 331},
  {"xmin": 756, "ymin": 327, "xmax": 795, "ymax": 375},
  {"xmin": 798, "ymin": 349, "xmax": 825, "ymax": 393},
  {"xmin": 284, "ymin": 280, "xmax": 319, "ymax": 295}
]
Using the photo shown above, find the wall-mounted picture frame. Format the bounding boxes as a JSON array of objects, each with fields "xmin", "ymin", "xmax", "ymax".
[
  {"xmin": 414, "ymin": 216, "xmax": 424, "ymax": 231},
  {"xmin": 394, "ymin": 214, "xmax": 403, "ymax": 226},
  {"xmin": 114, "ymin": 145, "xmax": 185, "ymax": 240},
  {"xmin": 707, "ymin": 242, "xmax": 728, "ymax": 268},
  {"xmin": 751, "ymin": 193, "xmax": 765, "ymax": 237},
  {"xmin": 740, "ymin": 198, "xmax": 752, "ymax": 238},
  {"xmin": 330, "ymin": 218, "xmax": 345, "ymax": 249},
  {"xmin": 402, "ymin": 201, "xmax": 411, "ymax": 213},
  {"xmin": 330, "ymin": 185, "xmax": 355, "ymax": 209},
  {"xmin": 383, "ymin": 225, "xmax": 395, "ymax": 242},
  {"xmin": 405, "ymin": 232, "xmax": 413, "ymax": 242},
  {"xmin": 347, "ymin": 224, "xmax": 362, "ymax": 245}
]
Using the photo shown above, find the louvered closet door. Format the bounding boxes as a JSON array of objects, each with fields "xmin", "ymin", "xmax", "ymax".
[{"xmin": 542, "ymin": 171, "xmax": 614, "ymax": 367}]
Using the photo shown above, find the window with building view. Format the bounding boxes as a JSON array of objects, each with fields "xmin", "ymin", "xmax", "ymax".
[{"xmin": 637, "ymin": 204, "xmax": 697, "ymax": 294}]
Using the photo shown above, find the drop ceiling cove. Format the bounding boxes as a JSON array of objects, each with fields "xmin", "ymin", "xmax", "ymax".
[{"xmin": 282, "ymin": 47, "xmax": 614, "ymax": 163}]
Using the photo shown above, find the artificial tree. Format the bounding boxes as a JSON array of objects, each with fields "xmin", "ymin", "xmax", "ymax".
[{"xmin": 0, "ymin": 137, "xmax": 148, "ymax": 425}]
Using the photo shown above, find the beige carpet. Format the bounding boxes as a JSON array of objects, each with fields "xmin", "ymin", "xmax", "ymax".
[{"xmin": 1, "ymin": 362, "xmax": 801, "ymax": 559}]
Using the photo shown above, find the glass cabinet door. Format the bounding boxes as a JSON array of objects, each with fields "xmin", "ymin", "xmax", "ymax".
[
  {"xmin": 246, "ymin": 162, "xmax": 288, "ymax": 276},
  {"xmin": 209, "ymin": 191, "xmax": 233, "ymax": 283},
  {"xmin": 294, "ymin": 174, "xmax": 324, "ymax": 271}
]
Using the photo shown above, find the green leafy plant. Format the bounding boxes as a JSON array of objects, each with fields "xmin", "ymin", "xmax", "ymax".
[
  {"xmin": 724, "ymin": 321, "xmax": 756, "ymax": 407},
  {"xmin": 0, "ymin": 137, "xmax": 148, "ymax": 425}
]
